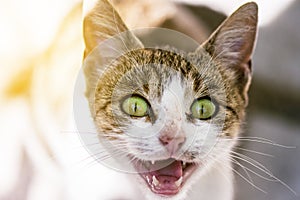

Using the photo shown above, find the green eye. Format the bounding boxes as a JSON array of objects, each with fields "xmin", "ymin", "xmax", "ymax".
[
  {"xmin": 191, "ymin": 98, "xmax": 216, "ymax": 120},
  {"xmin": 122, "ymin": 96, "xmax": 149, "ymax": 117}
]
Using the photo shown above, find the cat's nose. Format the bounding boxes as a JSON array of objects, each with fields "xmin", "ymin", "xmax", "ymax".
[{"xmin": 159, "ymin": 132, "xmax": 186, "ymax": 155}]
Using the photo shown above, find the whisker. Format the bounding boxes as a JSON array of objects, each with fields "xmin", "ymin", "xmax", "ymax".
[
  {"xmin": 230, "ymin": 153, "xmax": 298, "ymax": 195},
  {"xmin": 230, "ymin": 151, "xmax": 271, "ymax": 173},
  {"xmin": 84, "ymin": 149, "xmax": 129, "ymax": 169},
  {"xmin": 229, "ymin": 154, "xmax": 275, "ymax": 181},
  {"xmin": 209, "ymin": 144, "xmax": 298, "ymax": 196},
  {"xmin": 230, "ymin": 157, "xmax": 277, "ymax": 182},
  {"xmin": 209, "ymin": 154, "xmax": 267, "ymax": 193},
  {"xmin": 234, "ymin": 146, "xmax": 274, "ymax": 158},
  {"xmin": 229, "ymin": 157, "xmax": 254, "ymax": 183},
  {"xmin": 224, "ymin": 137, "xmax": 296, "ymax": 149}
]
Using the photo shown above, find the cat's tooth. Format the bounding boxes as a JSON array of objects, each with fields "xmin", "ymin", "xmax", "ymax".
[
  {"xmin": 175, "ymin": 176, "xmax": 183, "ymax": 187},
  {"xmin": 146, "ymin": 176, "xmax": 151, "ymax": 184},
  {"xmin": 152, "ymin": 175, "xmax": 159, "ymax": 187},
  {"xmin": 182, "ymin": 161, "xmax": 187, "ymax": 169},
  {"xmin": 151, "ymin": 160, "xmax": 155, "ymax": 165}
]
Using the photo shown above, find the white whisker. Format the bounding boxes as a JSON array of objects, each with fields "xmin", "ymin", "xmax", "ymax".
[
  {"xmin": 209, "ymin": 154, "xmax": 267, "ymax": 193},
  {"xmin": 224, "ymin": 137, "xmax": 296, "ymax": 149},
  {"xmin": 234, "ymin": 146, "xmax": 274, "ymax": 158}
]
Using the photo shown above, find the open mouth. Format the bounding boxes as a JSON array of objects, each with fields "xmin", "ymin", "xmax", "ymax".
[{"xmin": 133, "ymin": 158, "xmax": 198, "ymax": 196}]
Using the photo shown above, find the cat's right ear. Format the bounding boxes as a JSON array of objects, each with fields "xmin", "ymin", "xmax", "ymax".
[{"xmin": 83, "ymin": 0, "xmax": 143, "ymax": 58}]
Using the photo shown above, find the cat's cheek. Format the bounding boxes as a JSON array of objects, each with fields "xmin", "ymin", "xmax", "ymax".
[
  {"xmin": 181, "ymin": 122, "xmax": 221, "ymax": 159},
  {"xmin": 131, "ymin": 118, "xmax": 152, "ymax": 129}
]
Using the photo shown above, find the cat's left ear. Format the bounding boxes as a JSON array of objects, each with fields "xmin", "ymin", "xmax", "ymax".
[
  {"xmin": 83, "ymin": 0, "xmax": 144, "ymax": 102},
  {"xmin": 200, "ymin": 2, "xmax": 258, "ymax": 83},
  {"xmin": 83, "ymin": 0, "xmax": 143, "ymax": 57}
]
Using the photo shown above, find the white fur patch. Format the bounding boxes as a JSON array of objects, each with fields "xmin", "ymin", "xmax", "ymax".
[{"xmin": 83, "ymin": 0, "xmax": 98, "ymax": 17}]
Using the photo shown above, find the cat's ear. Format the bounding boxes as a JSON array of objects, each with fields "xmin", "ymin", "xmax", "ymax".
[
  {"xmin": 83, "ymin": 0, "xmax": 143, "ymax": 103},
  {"xmin": 200, "ymin": 2, "xmax": 258, "ymax": 75},
  {"xmin": 83, "ymin": 0, "xmax": 143, "ymax": 57}
]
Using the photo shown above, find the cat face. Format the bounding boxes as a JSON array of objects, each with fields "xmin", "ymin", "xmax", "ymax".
[{"xmin": 82, "ymin": 0, "xmax": 257, "ymax": 199}]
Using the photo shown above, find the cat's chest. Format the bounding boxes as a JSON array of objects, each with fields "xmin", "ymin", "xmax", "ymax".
[{"xmin": 68, "ymin": 164, "xmax": 142, "ymax": 200}]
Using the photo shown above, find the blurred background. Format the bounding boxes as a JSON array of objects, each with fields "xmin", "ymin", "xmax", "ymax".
[{"xmin": 0, "ymin": 0, "xmax": 299, "ymax": 199}]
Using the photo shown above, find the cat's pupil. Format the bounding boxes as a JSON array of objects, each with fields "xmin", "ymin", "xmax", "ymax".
[
  {"xmin": 133, "ymin": 103, "xmax": 137, "ymax": 112},
  {"xmin": 200, "ymin": 105, "xmax": 204, "ymax": 115}
]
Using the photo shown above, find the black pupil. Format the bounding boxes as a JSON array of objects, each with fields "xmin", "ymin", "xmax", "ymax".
[
  {"xmin": 134, "ymin": 102, "xmax": 137, "ymax": 112},
  {"xmin": 200, "ymin": 104, "xmax": 204, "ymax": 115}
]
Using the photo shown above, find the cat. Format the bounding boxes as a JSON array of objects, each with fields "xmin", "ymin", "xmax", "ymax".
[{"xmin": 82, "ymin": 0, "xmax": 258, "ymax": 199}]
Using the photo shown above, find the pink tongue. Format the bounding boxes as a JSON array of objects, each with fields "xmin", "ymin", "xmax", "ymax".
[{"xmin": 153, "ymin": 160, "xmax": 182, "ymax": 179}]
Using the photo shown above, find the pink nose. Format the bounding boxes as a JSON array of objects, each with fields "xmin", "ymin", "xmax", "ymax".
[{"xmin": 159, "ymin": 133, "xmax": 186, "ymax": 155}]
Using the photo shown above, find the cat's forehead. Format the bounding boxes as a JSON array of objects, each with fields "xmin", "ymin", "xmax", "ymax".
[{"xmin": 98, "ymin": 48, "xmax": 224, "ymax": 98}]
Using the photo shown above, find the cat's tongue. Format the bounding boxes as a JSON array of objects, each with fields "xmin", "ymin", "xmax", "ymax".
[{"xmin": 147, "ymin": 160, "xmax": 183, "ymax": 195}]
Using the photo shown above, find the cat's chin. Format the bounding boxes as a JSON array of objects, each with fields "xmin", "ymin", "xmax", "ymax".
[{"xmin": 132, "ymin": 158, "xmax": 198, "ymax": 197}]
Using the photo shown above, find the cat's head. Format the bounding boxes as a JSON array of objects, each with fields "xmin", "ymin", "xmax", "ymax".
[{"xmin": 82, "ymin": 0, "xmax": 257, "ymax": 199}]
